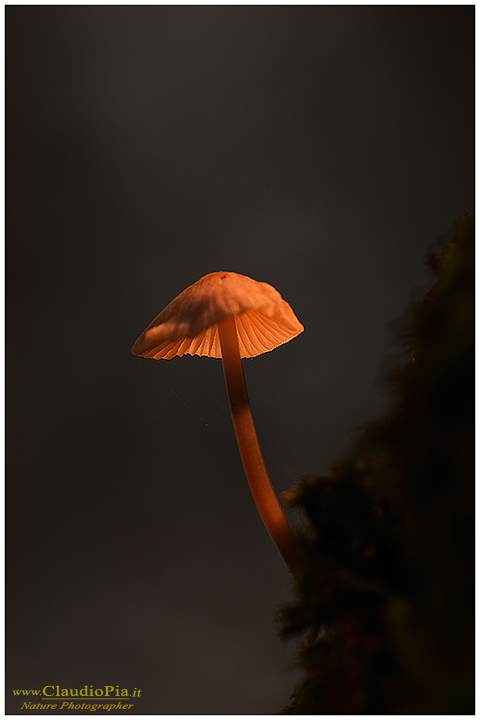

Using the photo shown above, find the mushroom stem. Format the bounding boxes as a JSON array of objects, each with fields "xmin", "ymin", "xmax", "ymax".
[{"xmin": 218, "ymin": 315, "xmax": 300, "ymax": 573}]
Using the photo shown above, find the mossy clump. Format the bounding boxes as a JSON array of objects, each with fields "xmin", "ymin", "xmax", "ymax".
[{"xmin": 278, "ymin": 215, "xmax": 474, "ymax": 714}]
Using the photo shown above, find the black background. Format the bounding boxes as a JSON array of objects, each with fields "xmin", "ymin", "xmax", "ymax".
[{"xmin": 6, "ymin": 6, "xmax": 474, "ymax": 714}]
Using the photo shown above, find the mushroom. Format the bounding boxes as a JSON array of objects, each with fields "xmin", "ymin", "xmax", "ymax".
[{"xmin": 131, "ymin": 271, "xmax": 304, "ymax": 573}]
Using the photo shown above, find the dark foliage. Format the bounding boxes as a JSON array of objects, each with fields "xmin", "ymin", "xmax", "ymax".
[{"xmin": 278, "ymin": 215, "xmax": 474, "ymax": 714}]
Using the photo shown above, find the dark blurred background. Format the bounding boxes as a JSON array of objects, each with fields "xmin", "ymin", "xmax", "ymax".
[{"xmin": 6, "ymin": 6, "xmax": 474, "ymax": 715}]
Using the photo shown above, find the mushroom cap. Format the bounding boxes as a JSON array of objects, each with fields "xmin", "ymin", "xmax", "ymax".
[{"xmin": 131, "ymin": 271, "xmax": 304, "ymax": 359}]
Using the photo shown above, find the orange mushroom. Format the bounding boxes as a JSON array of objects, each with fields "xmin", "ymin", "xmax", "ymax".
[{"xmin": 132, "ymin": 271, "xmax": 304, "ymax": 573}]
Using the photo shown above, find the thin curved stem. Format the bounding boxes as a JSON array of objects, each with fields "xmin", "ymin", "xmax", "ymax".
[{"xmin": 218, "ymin": 315, "xmax": 300, "ymax": 574}]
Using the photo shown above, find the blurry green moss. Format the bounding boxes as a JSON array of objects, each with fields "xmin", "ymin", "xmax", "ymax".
[{"xmin": 279, "ymin": 215, "xmax": 474, "ymax": 714}]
